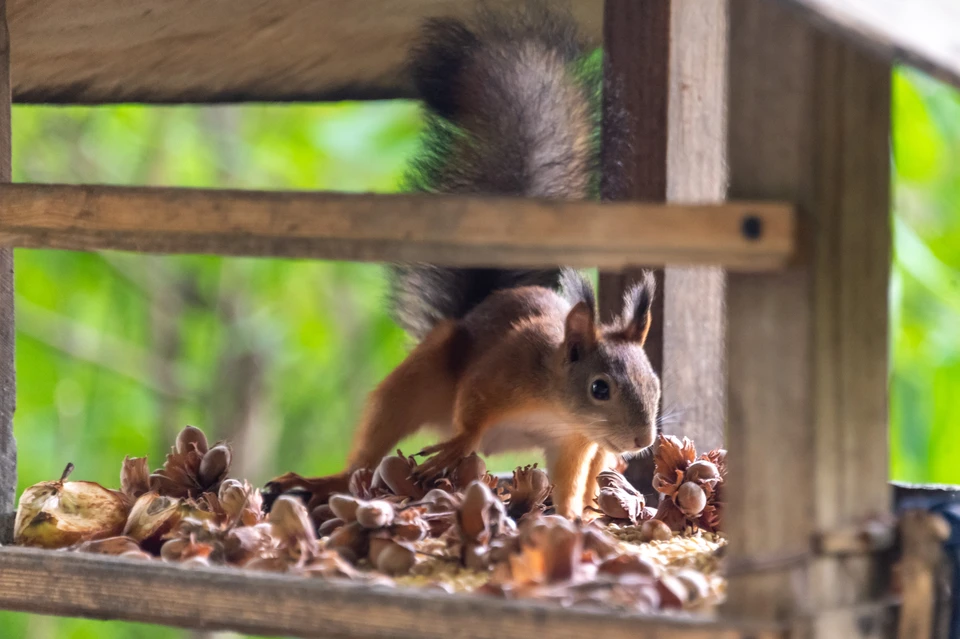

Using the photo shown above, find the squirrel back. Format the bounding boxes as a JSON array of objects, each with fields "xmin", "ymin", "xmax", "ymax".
[{"xmin": 391, "ymin": 0, "xmax": 605, "ymax": 341}]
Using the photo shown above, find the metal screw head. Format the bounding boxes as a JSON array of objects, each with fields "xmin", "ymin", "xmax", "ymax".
[{"xmin": 741, "ymin": 215, "xmax": 763, "ymax": 240}]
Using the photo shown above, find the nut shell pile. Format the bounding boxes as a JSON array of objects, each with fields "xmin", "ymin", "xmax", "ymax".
[{"xmin": 13, "ymin": 426, "xmax": 728, "ymax": 615}]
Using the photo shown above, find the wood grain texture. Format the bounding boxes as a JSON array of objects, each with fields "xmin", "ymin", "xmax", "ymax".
[
  {"xmin": 608, "ymin": 0, "xmax": 728, "ymax": 495},
  {"xmin": 808, "ymin": 32, "xmax": 892, "ymax": 636},
  {"xmin": 0, "ymin": 0, "xmax": 15, "ymax": 544},
  {"xmin": 0, "ymin": 184, "xmax": 795, "ymax": 271},
  {"xmin": 661, "ymin": 0, "xmax": 728, "ymax": 454},
  {"xmin": 599, "ymin": 0, "xmax": 669, "ymax": 500},
  {"xmin": 778, "ymin": 0, "xmax": 960, "ymax": 91},
  {"xmin": 598, "ymin": 0, "xmax": 668, "ymax": 370},
  {"xmin": 723, "ymin": 1, "xmax": 892, "ymax": 635},
  {"xmin": 7, "ymin": 0, "xmax": 602, "ymax": 104},
  {"xmin": 895, "ymin": 511, "xmax": 951, "ymax": 639},
  {"xmin": 0, "ymin": 547, "xmax": 784, "ymax": 639},
  {"xmin": 7, "ymin": 0, "xmax": 957, "ymax": 105}
]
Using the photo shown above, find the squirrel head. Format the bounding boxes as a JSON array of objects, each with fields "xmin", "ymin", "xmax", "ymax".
[{"xmin": 557, "ymin": 270, "xmax": 660, "ymax": 454}]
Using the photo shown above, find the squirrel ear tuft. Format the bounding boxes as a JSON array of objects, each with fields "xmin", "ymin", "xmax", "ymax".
[
  {"xmin": 563, "ymin": 301, "xmax": 597, "ymax": 362},
  {"xmin": 619, "ymin": 271, "xmax": 656, "ymax": 346}
]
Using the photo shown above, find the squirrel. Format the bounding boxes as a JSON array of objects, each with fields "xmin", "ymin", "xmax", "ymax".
[{"xmin": 267, "ymin": 1, "xmax": 660, "ymax": 519}]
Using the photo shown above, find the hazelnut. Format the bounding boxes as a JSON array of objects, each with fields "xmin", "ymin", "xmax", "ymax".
[
  {"xmin": 198, "ymin": 445, "xmax": 231, "ymax": 487},
  {"xmin": 356, "ymin": 500, "xmax": 395, "ymax": 529},
  {"xmin": 328, "ymin": 494, "xmax": 361, "ymax": 523},
  {"xmin": 176, "ymin": 426, "xmax": 209, "ymax": 456},
  {"xmin": 598, "ymin": 554, "xmax": 661, "ymax": 578},
  {"xmin": 685, "ymin": 460, "xmax": 720, "ymax": 485},
  {"xmin": 452, "ymin": 453, "xmax": 487, "ymax": 490},
  {"xmin": 639, "ymin": 519, "xmax": 673, "ymax": 542},
  {"xmin": 376, "ymin": 454, "xmax": 422, "ymax": 498},
  {"xmin": 375, "ymin": 541, "xmax": 417, "ymax": 576},
  {"xmin": 676, "ymin": 482, "xmax": 707, "ymax": 517},
  {"xmin": 318, "ymin": 517, "xmax": 345, "ymax": 537}
]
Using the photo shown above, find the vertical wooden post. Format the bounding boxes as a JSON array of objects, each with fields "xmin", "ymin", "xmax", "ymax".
[
  {"xmin": 603, "ymin": 0, "xmax": 727, "ymax": 495},
  {"xmin": 600, "ymin": 0, "xmax": 668, "ymax": 498},
  {"xmin": 0, "ymin": 0, "xmax": 14, "ymax": 542},
  {"xmin": 723, "ymin": 0, "xmax": 891, "ymax": 635},
  {"xmin": 599, "ymin": 0, "xmax": 668, "ymax": 369},
  {"xmin": 661, "ymin": 0, "xmax": 727, "ymax": 454}
]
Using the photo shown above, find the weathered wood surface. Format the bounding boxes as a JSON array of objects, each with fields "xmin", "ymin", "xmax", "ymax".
[
  {"xmin": 723, "ymin": 1, "xmax": 892, "ymax": 637},
  {"xmin": 661, "ymin": 0, "xmax": 728, "ymax": 455},
  {"xmin": 0, "ymin": 547, "xmax": 784, "ymax": 639},
  {"xmin": 606, "ymin": 0, "xmax": 728, "ymax": 498},
  {"xmin": 779, "ymin": 0, "xmax": 960, "ymax": 91},
  {"xmin": 0, "ymin": 0, "xmax": 15, "ymax": 544},
  {"xmin": 7, "ymin": 0, "xmax": 958, "ymax": 105},
  {"xmin": 0, "ymin": 185, "xmax": 795, "ymax": 270},
  {"xmin": 598, "ymin": 0, "xmax": 668, "ymax": 374},
  {"xmin": 7, "ymin": 0, "xmax": 602, "ymax": 104},
  {"xmin": 598, "ymin": 0, "xmax": 668, "ymax": 500},
  {"xmin": 895, "ymin": 511, "xmax": 951, "ymax": 639}
]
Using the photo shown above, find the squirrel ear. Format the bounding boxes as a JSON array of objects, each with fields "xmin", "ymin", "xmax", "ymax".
[
  {"xmin": 620, "ymin": 271, "xmax": 656, "ymax": 346},
  {"xmin": 564, "ymin": 301, "xmax": 597, "ymax": 362}
]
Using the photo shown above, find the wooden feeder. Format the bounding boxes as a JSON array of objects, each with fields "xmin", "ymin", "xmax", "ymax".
[{"xmin": 0, "ymin": 0, "xmax": 957, "ymax": 637}]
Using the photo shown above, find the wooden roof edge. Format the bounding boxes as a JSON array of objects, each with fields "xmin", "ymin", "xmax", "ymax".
[{"xmin": 777, "ymin": 0, "xmax": 960, "ymax": 90}]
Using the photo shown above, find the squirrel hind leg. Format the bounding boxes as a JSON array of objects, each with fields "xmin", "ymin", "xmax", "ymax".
[{"xmin": 346, "ymin": 321, "xmax": 463, "ymax": 471}]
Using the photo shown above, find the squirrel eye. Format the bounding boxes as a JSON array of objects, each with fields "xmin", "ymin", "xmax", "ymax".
[{"xmin": 590, "ymin": 379, "xmax": 611, "ymax": 401}]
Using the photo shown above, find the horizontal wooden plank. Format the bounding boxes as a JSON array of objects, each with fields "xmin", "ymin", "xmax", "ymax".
[
  {"xmin": 778, "ymin": 0, "xmax": 960, "ymax": 90},
  {"xmin": 7, "ymin": 0, "xmax": 603, "ymax": 104},
  {"xmin": 0, "ymin": 547, "xmax": 783, "ymax": 639},
  {"xmin": 8, "ymin": 0, "xmax": 959, "ymax": 105},
  {"xmin": 0, "ymin": 184, "xmax": 796, "ymax": 271}
]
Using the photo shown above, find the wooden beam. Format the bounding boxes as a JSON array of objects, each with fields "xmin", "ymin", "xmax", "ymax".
[
  {"xmin": 723, "ymin": 1, "xmax": 891, "ymax": 636},
  {"xmin": 0, "ymin": 0, "xmax": 15, "ymax": 544},
  {"xmin": 7, "ymin": 0, "xmax": 602, "ymax": 104},
  {"xmin": 778, "ymin": 0, "xmax": 960, "ymax": 91},
  {"xmin": 661, "ymin": 0, "xmax": 728, "ymax": 454},
  {"xmin": 0, "ymin": 547, "xmax": 784, "ymax": 639},
  {"xmin": 598, "ymin": 0, "xmax": 668, "ymax": 368},
  {"xmin": 598, "ymin": 0, "xmax": 669, "ymax": 500},
  {"xmin": 0, "ymin": 184, "xmax": 795, "ymax": 271},
  {"xmin": 8, "ymin": 0, "xmax": 958, "ymax": 105},
  {"xmin": 605, "ymin": 0, "xmax": 728, "ymax": 495}
]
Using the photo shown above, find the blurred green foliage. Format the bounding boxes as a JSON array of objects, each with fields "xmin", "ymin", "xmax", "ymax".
[
  {"xmin": 0, "ymin": 66, "xmax": 957, "ymax": 636},
  {"xmin": 891, "ymin": 69, "xmax": 960, "ymax": 483}
]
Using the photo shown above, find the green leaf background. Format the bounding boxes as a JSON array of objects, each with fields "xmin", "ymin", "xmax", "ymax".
[{"xmin": 1, "ymin": 66, "xmax": 958, "ymax": 636}]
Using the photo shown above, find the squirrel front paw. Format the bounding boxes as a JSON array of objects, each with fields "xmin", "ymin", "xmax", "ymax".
[{"xmin": 413, "ymin": 434, "xmax": 477, "ymax": 483}]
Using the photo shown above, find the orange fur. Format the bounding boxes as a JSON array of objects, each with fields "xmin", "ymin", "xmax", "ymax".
[{"xmin": 582, "ymin": 447, "xmax": 620, "ymax": 515}]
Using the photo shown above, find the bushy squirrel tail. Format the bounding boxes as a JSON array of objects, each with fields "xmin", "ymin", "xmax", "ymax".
[{"xmin": 390, "ymin": 0, "xmax": 605, "ymax": 340}]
